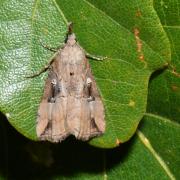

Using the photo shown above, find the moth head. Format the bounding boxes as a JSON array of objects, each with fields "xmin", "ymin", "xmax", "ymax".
[{"xmin": 67, "ymin": 33, "xmax": 76, "ymax": 46}]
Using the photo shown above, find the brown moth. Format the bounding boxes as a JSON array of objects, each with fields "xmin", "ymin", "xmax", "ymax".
[{"xmin": 36, "ymin": 24, "xmax": 105, "ymax": 142}]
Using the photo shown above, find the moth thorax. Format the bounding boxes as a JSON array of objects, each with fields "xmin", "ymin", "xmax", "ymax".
[{"xmin": 67, "ymin": 33, "xmax": 76, "ymax": 46}]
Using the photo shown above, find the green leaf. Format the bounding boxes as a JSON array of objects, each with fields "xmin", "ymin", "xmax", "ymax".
[
  {"xmin": 139, "ymin": 114, "xmax": 179, "ymax": 179},
  {"xmin": 0, "ymin": 0, "xmax": 169, "ymax": 148},
  {"xmin": 153, "ymin": 0, "xmax": 180, "ymax": 71},
  {"xmin": 147, "ymin": 0, "xmax": 180, "ymax": 123},
  {"xmin": 87, "ymin": 0, "xmax": 171, "ymax": 60},
  {"xmin": 145, "ymin": 2, "xmax": 180, "ymax": 178},
  {"xmin": 147, "ymin": 70, "xmax": 180, "ymax": 123},
  {"xmin": 143, "ymin": 0, "xmax": 180, "ymax": 178}
]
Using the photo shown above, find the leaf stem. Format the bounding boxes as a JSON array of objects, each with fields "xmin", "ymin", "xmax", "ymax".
[{"xmin": 137, "ymin": 130, "xmax": 175, "ymax": 180}]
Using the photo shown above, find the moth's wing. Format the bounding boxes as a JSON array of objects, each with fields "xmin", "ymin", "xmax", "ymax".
[
  {"xmin": 36, "ymin": 69, "xmax": 69, "ymax": 142},
  {"xmin": 36, "ymin": 100, "xmax": 50, "ymax": 138},
  {"xmin": 77, "ymin": 97, "xmax": 105, "ymax": 140},
  {"xmin": 86, "ymin": 59, "xmax": 106, "ymax": 136},
  {"xmin": 72, "ymin": 58, "xmax": 105, "ymax": 141},
  {"xmin": 73, "ymin": 92, "xmax": 105, "ymax": 141},
  {"xmin": 67, "ymin": 97, "xmax": 96, "ymax": 141},
  {"xmin": 51, "ymin": 97, "xmax": 69, "ymax": 142},
  {"xmin": 66, "ymin": 96, "xmax": 81, "ymax": 138},
  {"xmin": 36, "ymin": 75, "xmax": 53, "ymax": 139},
  {"xmin": 89, "ymin": 100, "xmax": 105, "ymax": 135},
  {"xmin": 77, "ymin": 98, "xmax": 92, "ymax": 141}
]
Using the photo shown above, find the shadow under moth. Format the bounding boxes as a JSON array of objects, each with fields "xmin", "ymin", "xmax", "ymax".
[{"xmin": 36, "ymin": 24, "xmax": 105, "ymax": 142}]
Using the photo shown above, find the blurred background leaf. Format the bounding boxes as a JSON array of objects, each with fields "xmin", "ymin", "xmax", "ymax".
[{"xmin": 0, "ymin": 113, "xmax": 178, "ymax": 179}]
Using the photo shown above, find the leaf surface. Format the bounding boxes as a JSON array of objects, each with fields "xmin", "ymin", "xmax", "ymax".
[
  {"xmin": 0, "ymin": 0, "xmax": 170, "ymax": 148},
  {"xmin": 0, "ymin": 0, "xmax": 67, "ymax": 140}
]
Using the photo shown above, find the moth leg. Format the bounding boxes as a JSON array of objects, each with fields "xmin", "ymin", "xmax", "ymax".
[
  {"xmin": 40, "ymin": 40, "xmax": 63, "ymax": 52},
  {"xmin": 25, "ymin": 59, "xmax": 56, "ymax": 78},
  {"xmin": 25, "ymin": 40, "xmax": 63, "ymax": 78},
  {"xmin": 85, "ymin": 52, "xmax": 107, "ymax": 61},
  {"xmin": 25, "ymin": 65, "xmax": 50, "ymax": 78}
]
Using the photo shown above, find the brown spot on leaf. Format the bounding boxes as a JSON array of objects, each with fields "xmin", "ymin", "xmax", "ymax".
[
  {"xmin": 128, "ymin": 100, "xmax": 135, "ymax": 107},
  {"xmin": 134, "ymin": 28, "xmax": 139, "ymax": 36},
  {"xmin": 168, "ymin": 64, "xmax": 180, "ymax": 77},
  {"xmin": 139, "ymin": 55, "xmax": 144, "ymax": 61},
  {"xmin": 42, "ymin": 28, "xmax": 49, "ymax": 35},
  {"xmin": 134, "ymin": 28, "xmax": 142, "ymax": 53},
  {"xmin": 116, "ymin": 139, "xmax": 121, "ymax": 146},
  {"xmin": 171, "ymin": 85, "xmax": 179, "ymax": 91},
  {"xmin": 164, "ymin": 62, "xmax": 169, "ymax": 67},
  {"xmin": 133, "ymin": 28, "xmax": 145, "ymax": 62},
  {"xmin": 135, "ymin": 10, "xmax": 142, "ymax": 17},
  {"xmin": 172, "ymin": 69, "xmax": 180, "ymax": 78}
]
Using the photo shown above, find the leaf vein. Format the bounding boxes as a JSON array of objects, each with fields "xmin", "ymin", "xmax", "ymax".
[{"xmin": 137, "ymin": 130, "xmax": 175, "ymax": 180}]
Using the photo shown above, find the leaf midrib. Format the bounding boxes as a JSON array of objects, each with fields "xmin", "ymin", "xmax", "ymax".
[{"xmin": 137, "ymin": 130, "xmax": 175, "ymax": 180}]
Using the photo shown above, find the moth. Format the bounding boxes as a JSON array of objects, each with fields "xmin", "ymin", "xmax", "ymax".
[{"xmin": 36, "ymin": 24, "xmax": 105, "ymax": 142}]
